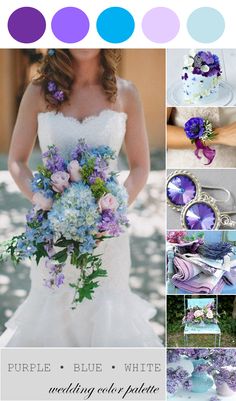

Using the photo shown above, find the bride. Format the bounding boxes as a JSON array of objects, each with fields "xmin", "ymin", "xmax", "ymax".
[
  {"xmin": 167, "ymin": 107, "xmax": 236, "ymax": 168},
  {"xmin": 0, "ymin": 49, "xmax": 163, "ymax": 347}
]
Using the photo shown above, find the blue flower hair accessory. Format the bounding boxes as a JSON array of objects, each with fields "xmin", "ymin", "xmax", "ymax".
[{"xmin": 48, "ymin": 49, "xmax": 56, "ymax": 57}]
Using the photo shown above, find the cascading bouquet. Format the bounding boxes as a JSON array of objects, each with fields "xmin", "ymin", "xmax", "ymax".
[
  {"xmin": 0, "ymin": 139, "xmax": 129, "ymax": 306},
  {"xmin": 182, "ymin": 302, "xmax": 218, "ymax": 325},
  {"xmin": 184, "ymin": 117, "xmax": 217, "ymax": 165}
]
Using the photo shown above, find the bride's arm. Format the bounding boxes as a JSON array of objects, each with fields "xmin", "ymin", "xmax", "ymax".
[
  {"xmin": 8, "ymin": 83, "xmax": 42, "ymax": 202},
  {"xmin": 122, "ymin": 82, "xmax": 150, "ymax": 205},
  {"xmin": 167, "ymin": 107, "xmax": 193, "ymax": 149}
]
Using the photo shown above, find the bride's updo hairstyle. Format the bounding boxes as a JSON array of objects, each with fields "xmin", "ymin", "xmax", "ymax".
[{"xmin": 35, "ymin": 49, "xmax": 121, "ymax": 109}]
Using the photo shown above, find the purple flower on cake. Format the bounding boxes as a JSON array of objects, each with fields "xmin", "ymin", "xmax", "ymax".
[
  {"xmin": 184, "ymin": 117, "xmax": 217, "ymax": 165},
  {"xmin": 192, "ymin": 51, "xmax": 221, "ymax": 77}
]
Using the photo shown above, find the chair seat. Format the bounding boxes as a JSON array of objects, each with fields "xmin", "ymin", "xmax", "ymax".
[{"xmin": 184, "ymin": 323, "xmax": 221, "ymax": 335}]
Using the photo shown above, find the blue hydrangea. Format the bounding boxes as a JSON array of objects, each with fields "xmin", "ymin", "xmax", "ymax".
[{"xmin": 48, "ymin": 182, "xmax": 100, "ymax": 244}]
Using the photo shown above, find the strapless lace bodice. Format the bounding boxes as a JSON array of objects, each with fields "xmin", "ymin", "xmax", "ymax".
[{"xmin": 37, "ymin": 110, "xmax": 127, "ymax": 168}]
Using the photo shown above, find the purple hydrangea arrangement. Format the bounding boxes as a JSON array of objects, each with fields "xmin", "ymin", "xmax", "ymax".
[
  {"xmin": 167, "ymin": 349, "xmax": 236, "ymax": 397},
  {"xmin": 167, "ymin": 366, "xmax": 192, "ymax": 395},
  {"xmin": 0, "ymin": 140, "xmax": 129, "ymax": 306},
  {"xmin": 184, "ymin": 117, "xmax": 217, "ymax": 165}
]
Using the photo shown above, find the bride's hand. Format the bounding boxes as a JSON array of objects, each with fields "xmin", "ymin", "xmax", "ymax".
[{"xmin": 215, "ymin": 123, "xmax": 236, "ymax": 146}]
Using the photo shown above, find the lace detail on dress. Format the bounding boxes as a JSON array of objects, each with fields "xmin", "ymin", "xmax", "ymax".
[{"xmin": 37, "ymin": 110, "xmax": 127, "ymax": 163}]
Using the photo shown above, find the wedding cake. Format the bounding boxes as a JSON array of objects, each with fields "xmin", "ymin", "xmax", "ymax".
[{"xmin": 182, "ymin": 50, "xmax": 222, "ymax": 104}]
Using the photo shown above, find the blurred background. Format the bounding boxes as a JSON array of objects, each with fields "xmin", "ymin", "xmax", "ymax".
[{"xmin": 0, "ymin": 49, "xmax": 165, "ymax": 343}]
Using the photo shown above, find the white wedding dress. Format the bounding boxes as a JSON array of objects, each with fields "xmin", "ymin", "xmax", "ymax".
[
  {"xmin": 0, "ymin": 109, "xmax": 163, "ymax": 347},
  {"xmin": 168, "ymin": 107, "xmax": 236, "ymax": 168}
]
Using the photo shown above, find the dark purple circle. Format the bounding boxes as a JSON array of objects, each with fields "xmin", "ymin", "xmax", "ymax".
[
  {"xmin": 185, "ymin": 202, "xmax": 216, "ymax": 230},
  {"xmin": 167, "ymin": 175, "xmax": 196, "ymax": 206},
  {"xmin": 8, "ymin": 7, "xmax": 46, "ymax": 43},
  {"xmin": 52, "ymin": 7, "xmax": 89, "ymax": 43}
]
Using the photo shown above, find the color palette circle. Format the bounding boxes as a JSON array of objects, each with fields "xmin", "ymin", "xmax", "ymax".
[
  {"xmin": 142, "ymin": 7, "xmax": 180, "ymax": 43},
  {"xmin": 8, "ymin": 7, "xmax": 46, "ymax": 43},
  {"xmin": 187, "ymin": 7, "xmax": 225, "ymax": 43},
  {"xmin": 52, "ymin": 7, "xmax": 90, "ymax": 43},
  {"xmin": 97, "ymin": 7, "xmax": 135, "ymax": 43}
]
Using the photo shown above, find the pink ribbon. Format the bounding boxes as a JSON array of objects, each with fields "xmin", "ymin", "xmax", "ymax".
[{"xmin": 194, "ymin": 139, "xmax": 216, "ymax": 165}]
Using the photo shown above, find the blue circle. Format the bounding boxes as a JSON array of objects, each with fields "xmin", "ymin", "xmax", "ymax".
[
  {"xmin": 187, "ymin": 7, "xmax": 225, "ymax": 43},
  {"xmin": 97, "ymin": 7, "xmax": 135, "ymax": 43}
]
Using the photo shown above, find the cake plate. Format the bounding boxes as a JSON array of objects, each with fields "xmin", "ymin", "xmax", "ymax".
[{"xmin": 167, "ymin": 80, "xmax": 234, "ymax": 106}]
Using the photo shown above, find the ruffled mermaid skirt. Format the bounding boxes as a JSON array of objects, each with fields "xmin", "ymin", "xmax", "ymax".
[{"xmin": 0, "ymin": 233, "xmax": 163, "ymax": 347}]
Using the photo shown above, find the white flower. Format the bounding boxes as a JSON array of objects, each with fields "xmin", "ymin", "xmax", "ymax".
[
  {"xmin": 194, "ymin": 309, "xmax": 204, "ymax": 318},
  {"xmin": 201, "ymin": 65, "xmax": 210, "ymax": 73},
  {"xmin": 206, "ymin": 310, "xmax": 213, "ymax": 319}
]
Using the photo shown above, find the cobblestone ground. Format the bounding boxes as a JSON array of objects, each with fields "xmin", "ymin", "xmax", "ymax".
[{"xmin": 0, "ymin": 152, "xmax": 165, "ymax": 343}]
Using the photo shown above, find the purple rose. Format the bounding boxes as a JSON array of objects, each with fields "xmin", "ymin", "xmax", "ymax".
[{"xmin": 184, "ymin": 117, "xmax": 205, "ymax": 140}]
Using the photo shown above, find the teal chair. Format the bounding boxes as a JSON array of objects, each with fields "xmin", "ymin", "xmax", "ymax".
[{"xmin": 183, "ymin": 296, "xmax": 221, "ymax": 347}]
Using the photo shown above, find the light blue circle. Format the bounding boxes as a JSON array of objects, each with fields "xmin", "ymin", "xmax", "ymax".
[
  {"xmin": 96, "ymin": 7, "xmax": 135, "ymax": 43},
  {"xmin": 187, "ymin": 7, "xmax": 225, "ymax": 43}
]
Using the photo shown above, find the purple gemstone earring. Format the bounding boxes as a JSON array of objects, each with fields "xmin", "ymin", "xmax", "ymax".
[
  {"xmin": 167, "ymin": 170, "xmax": 235, "ymax": 230},
  {"xmin": 181, "ymin": 196, "xmax": 236, "ymax": 230}
]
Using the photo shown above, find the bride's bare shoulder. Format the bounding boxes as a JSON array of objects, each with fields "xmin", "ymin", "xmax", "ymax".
[
  {"xmin": 116, "ymin": 77, "xmax": 141, "ymax": 112},
  {"xmin": 21, "ymin": 81, "xmax": 46, "ymax": 113}
]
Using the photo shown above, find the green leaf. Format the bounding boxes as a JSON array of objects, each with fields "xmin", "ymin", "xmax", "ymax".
[{"xmin": 52, "ymin": 249, "xmax": 68, "ymax": 263}]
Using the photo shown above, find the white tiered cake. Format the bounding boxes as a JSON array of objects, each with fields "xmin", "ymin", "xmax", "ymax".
[{"xmin": 182, "ymin": 50, "xmax": 222, "ymax": 105}]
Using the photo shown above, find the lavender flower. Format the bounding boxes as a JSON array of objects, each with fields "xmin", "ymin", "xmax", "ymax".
[
  {"xmin": 42, "ymin": 145, "xmax": 67, "ymax": 173},
  {"xmin": 167, "ymin": 350, "xmax": 182, "ymax": 363},
  {"xmin": 53, "ymin": 90, "xmax": 64, "ymax": 102},
  {"xmin": 48, "ymin": 81, "xmax": 57, "ymax": 92},
  {"xmin": 167, "ymin": 366, "xmax": 191, "ymax": 395}
]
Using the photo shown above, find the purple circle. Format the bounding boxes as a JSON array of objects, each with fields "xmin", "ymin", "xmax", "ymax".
[
  {"xmin": 142, "ymin": 7, "xmax": 180, "ymax": 43},
  {"xmin": 8, "ymin": 7, "xmax": 46, "ymax": 43},
  {"xmin": 185, "ymin": 203, "xmax": 216, "ymax": 230},
  {"xmin": 52, "ymin": 7, "xmax": 89, "ymax": 43},
  {"xmin": 167, "ymin": 175, "xmax": 196, "ymax": 206}
]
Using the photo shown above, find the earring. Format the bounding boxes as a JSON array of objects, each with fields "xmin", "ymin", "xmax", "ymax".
[
  {"xmin": 167, "ymin": 170, "xmax": 231, "ymax": 211},
  {"xmin": 167, "ymin": 170, "xmax": 235, "ymax": 230}
]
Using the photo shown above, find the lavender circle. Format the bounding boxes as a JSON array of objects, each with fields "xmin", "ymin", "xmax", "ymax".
[
  {"xmin": 185, "ymin": 203, "xmax": 216, "ymax": 230},
  {"xmin": 8, "ymin": 7, "xmax": 46, "ymax": 43},
  {"xmin": 167, "ymin": 175, "xmax": 196, "ymax": 206},
  {"xmin": 52, "ymin": 7, "xmax": 89, "ymax": 43},
  {"xmin": 142, "ymin": 7, "xmax": 180, "ymax": 43}
]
